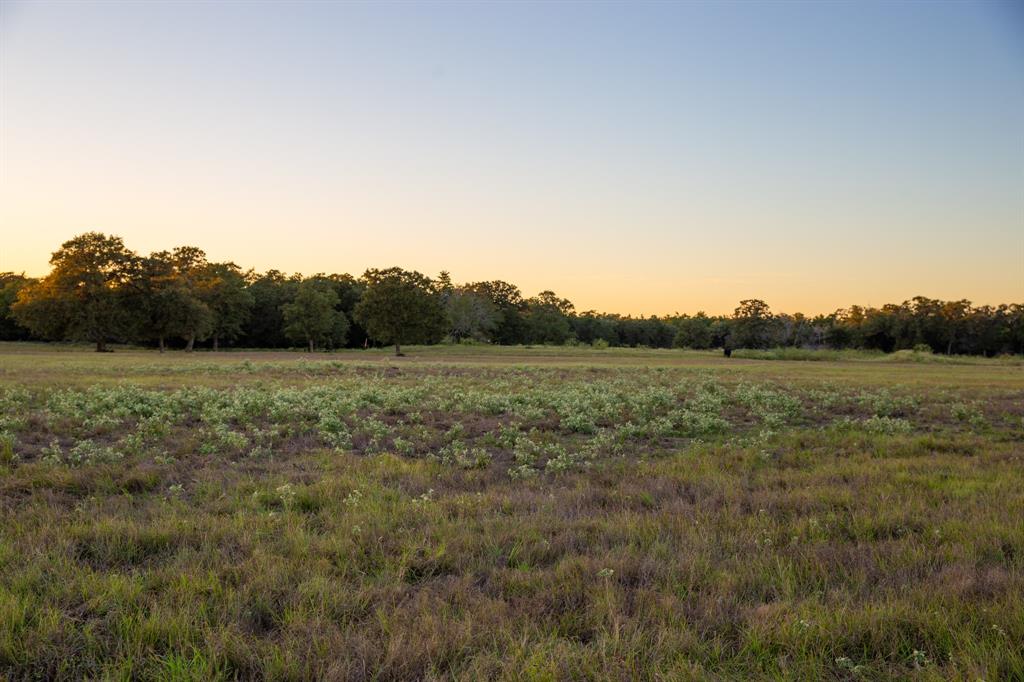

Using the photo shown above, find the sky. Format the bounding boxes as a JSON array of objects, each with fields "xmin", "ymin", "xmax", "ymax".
[{"xmin": 1, "ymin": 0, "xmax": 1022, "ymax": 316}]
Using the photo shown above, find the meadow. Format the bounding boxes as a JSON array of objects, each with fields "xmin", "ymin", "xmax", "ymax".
[{"xmin": 0, "ymin": 343, "xmax": 1021, "ymax": 681}]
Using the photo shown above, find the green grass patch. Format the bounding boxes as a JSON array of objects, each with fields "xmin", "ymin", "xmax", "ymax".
[{"xmin": 0, "ymin": 344, "xmax": 1021, "ymax": 679}]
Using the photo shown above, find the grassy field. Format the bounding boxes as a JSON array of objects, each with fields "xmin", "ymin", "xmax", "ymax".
[{"xmin": 0, "ymin": 343, "xmax": 1021, "ymax": 680}]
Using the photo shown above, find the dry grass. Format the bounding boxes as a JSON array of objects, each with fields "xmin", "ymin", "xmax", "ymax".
[{"xmin": 0, "ymin": 343, "xmax": 1021, "ymax": 680}]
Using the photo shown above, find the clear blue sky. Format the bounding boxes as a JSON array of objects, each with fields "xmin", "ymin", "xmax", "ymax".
[{"xmin": 2, "ymin": 0, "xmax": 1021, "ymax": 314}]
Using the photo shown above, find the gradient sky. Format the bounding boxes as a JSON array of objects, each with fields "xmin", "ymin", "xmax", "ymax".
[{"xmin": 1, "ymin": 0, "xmax": 1022, "ymax": 315}]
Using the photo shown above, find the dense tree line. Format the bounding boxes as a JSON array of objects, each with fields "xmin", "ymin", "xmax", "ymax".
[{"xmin": 2, "ymin": 233, "xmax": 1022, "ymax": 355}]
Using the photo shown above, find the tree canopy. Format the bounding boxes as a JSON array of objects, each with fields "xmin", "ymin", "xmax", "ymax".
[
  {"xmin": 6, "ymin": 233, "xmax": 1023, "ymax": 356},
  {"xmin": 354, "ymin": 268, "xmax": 447, "ymax": 355},
  {"xmin": 282, "ymin": 280, "xmax": 349, "ymax": 352},
  {"xmin": 12, "ymin": 233, "xmax": 137, "ymax": 351}
]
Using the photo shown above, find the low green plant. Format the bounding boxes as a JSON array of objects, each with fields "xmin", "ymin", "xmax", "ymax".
[{"xmin": 0, "ymin": 432, "xmax": 15, "ymax": 466}]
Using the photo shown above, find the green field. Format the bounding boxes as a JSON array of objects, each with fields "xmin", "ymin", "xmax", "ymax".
[{"xmin": 0, "ymin": 343, "xmax": 1022, "ymax": 680}]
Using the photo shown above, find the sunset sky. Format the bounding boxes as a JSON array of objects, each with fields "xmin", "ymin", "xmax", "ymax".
[{"xmin": 1, "ymin": 0, "xmax": 1021, "ymax": 315}]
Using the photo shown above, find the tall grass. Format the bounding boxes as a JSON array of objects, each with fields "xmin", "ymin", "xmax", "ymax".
[{"xmin": 0, "ymin": 346, "xmax": 1021, "ymax": 679}]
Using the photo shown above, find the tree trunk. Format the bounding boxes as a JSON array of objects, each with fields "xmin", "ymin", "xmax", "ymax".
[
  {"xmin": 946, "ymin": 338, "xmax": 953, "ymax": 355},
  {"xmin": 159, "ymin": 336, "xmax": 165, "ymax": 353},
  {"xmin": 185, "ymin": 333, "xmax": 195, "ymax": 352},
  {"xmin": 308, "ymin": 338, "xmax": 314, "ymax": 353},
  {"xmin": 394, "ymin": 342, "xmax": 402, "ymax": 356},
  {"xmin": 95, "ymin": 339, "xmax": 106, "ymax": 353},
  {"xmin": 213, "ymin": 335, "xmax": 219, "ymax": 352}
]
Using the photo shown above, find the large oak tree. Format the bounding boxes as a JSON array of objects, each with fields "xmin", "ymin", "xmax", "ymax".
[
  {"xmin": 12, "ymin": 233, "xmax": 136, "ymax": 351},
  {"xmin": 281, "ymin": 279, "xmax": 348, "ymax": 352},
  {"xmin": 354, "ymin": 268, "xmax": 446, "ymax": 356}
]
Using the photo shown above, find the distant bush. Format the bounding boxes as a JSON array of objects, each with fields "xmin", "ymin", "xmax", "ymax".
[
  {"xmin": 729, "ymin": 347, "xmax": 1020, "ymax": 366},
  {"xmin": 731, "ymin": 348, "xmax": 884, "ymax": 362},
  {"xmin": 882, "ymin": 350, "xmax": 1019, "ymax": 366},
  {"xmin": 592, "ymin": 338, "xmax": 609, "ymax": 350}
]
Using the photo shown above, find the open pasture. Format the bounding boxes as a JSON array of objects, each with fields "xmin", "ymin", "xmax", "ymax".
[{"xmin": 0, "ymin": 344, "xmax": 1022, "ymax": 680}]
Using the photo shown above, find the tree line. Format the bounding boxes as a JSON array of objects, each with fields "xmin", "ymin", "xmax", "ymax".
[{"xmin": 1, "ymin": 233, "xmax": 1022, "ymax": 356}]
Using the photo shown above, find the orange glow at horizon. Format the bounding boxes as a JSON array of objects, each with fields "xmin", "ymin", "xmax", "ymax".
[{"xmin": 1, "ymin": 1, "xmax": 1021, "ymax": 315}]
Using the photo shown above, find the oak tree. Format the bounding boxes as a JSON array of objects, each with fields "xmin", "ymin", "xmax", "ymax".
[
  {"xmin": 354, "ymin": 268, "xmax": 446, "ymax": 355},
  {"xmin": 12, "ymin": 233, "xmax": 136, "ymax": 351}
]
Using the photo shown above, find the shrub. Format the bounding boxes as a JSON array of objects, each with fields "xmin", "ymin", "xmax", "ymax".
[
  {"xmin": 951, "ymin": 402, "xmax": 988, "ymax": 430},
  {"xmin": 863, "ymin": 416, "xmax": 913, "ymax": 435}
]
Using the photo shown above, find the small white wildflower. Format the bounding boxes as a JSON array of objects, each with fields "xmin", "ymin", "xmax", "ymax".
[{"xmin": 276, "ymin": 483, "xmax": 296, "ymax": 508}]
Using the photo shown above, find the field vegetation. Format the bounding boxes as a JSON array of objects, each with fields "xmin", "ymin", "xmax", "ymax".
[{"xmin": 0, "ymin": 344, "xmax": 1021, "ymax": 680}]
